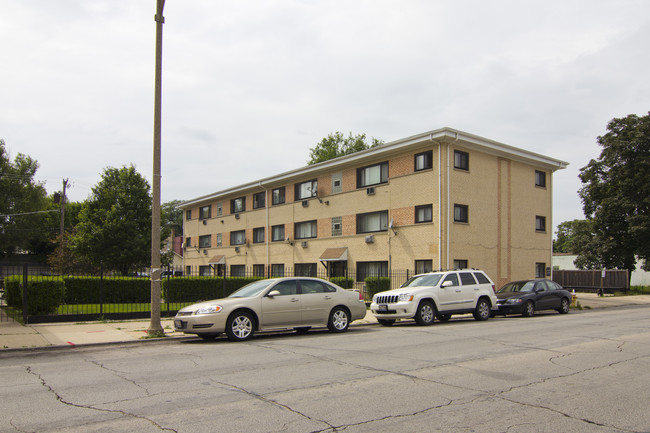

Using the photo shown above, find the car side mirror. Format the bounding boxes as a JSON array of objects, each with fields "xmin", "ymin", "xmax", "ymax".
[
  {"xmin": 441, "ymin": 281, "xmax": 453, "ymax": 288},
  {"xmin": 267, "ymin": 290, "xmax": 280, "ymax": 297}
]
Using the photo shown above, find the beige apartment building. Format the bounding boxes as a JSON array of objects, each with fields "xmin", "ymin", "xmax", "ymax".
[{"xmin": 179, "ymin": 127, "xmax": 568, "ymax": 289}]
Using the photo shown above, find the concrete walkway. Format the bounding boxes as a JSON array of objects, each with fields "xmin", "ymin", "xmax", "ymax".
[{"xmin": 1, "ymin": 293, "xmax": 648, "ymax": 352}]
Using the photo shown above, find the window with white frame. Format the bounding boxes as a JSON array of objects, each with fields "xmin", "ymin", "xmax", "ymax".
[
  {"xmin": 295, "ymin": 180, "xmax": 317, "ymax": 200},
  {"xmin": 230, "ymin": 230, "xmax": 246, "ymax": 245},
  {"xmin": 415, "ymin": 204, "xmax": 433, "ymax": 223},
  {"xmin": 295, "ymin": 220, "xmax": 317, "ymax": 239},
  {"xmin": 357, "ymin": 162, "xmax": 388, "ymax": 188},
  {"xmin": 272, "ymin": 224, "xmax": 285, "ymax": 242},
  {"xmin": 216, "ymin": 202, "xmax": 222, "ymax": 216},
  {"xmin": 216, "ymin": 233, "xmax": 222, "ymax": 247},
  {"xmin": 357, "ymin": 210, "xmax": 388, "ymax": 233}
]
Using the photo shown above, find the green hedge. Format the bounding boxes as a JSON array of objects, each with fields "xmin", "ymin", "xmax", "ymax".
[
  {"xmin": 63, "ymin": 277, "xmax": 150, "ymax": 303},
  {"xmin": 163, "ymin": 277, "xmax": 263, "ymax": 303},
  {"xmin": 4, "ymin": 276, "xmax": 65, "ymax": 315},
  {"xmin": 330, "ymin": 277, "xmax": 354, "ymax": 289},
  {"xmin": 364, "ymin": 277, "xmax": 391, "ymax": 299}
]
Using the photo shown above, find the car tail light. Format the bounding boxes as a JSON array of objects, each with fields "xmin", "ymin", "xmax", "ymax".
[{"xmin": 359, "ymin": 291, "xmax": 364, "ymax": 301}]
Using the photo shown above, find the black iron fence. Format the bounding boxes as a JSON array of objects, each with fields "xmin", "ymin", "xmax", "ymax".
[{"xmin": 0, "ymin": 264, "xmax": 416, "ymax": 324}]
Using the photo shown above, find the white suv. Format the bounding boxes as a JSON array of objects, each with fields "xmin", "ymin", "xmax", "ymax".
[{"xmin": 370, "ymin": 269, "xmax": 498, "ymax": 326}]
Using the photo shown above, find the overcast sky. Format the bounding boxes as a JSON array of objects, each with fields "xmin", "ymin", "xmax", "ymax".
[{"xmin": 1, "ymin": 0, "xmax": 648, "ymax": 234}]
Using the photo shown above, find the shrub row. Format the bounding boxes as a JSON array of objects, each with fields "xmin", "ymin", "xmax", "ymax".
[
  {"xmin": 163, "ymin": 277, "xmax": 263, "ymax": 303},
  {"xmin": 4, "ymin": 276, "xmax": 65, "ymax": 315},
  {"xmin": 364, "ymin": 277, "xmax": 392, "ymax": 299}
]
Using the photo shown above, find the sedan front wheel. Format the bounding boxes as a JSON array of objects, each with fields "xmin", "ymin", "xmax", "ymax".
[
  {"xmin": 226, "ymin": 311, "xmax": 255, "ymax": 341},
  {"xmin": 522, "ymin": 300, "xmax": 535, "ymax": 317}
]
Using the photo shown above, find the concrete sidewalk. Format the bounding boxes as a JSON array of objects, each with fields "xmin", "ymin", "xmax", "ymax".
[{"xmin": 1, "ymin": 293, "xmax": 648, "ymax": 352}]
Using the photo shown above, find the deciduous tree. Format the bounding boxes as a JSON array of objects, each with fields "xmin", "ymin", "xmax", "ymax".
[{"xmin": 308, "ymin": 132, "xmax": 384, "ymax": 165}]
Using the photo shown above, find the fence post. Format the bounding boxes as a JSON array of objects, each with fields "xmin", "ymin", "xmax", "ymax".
[
  {"xmin": 22, "ymin": 264, "xmax": 28, "ymax": 324},
  {"xmin": 100, "ymin": 262, "xmax": 104, "ymax": 315}
]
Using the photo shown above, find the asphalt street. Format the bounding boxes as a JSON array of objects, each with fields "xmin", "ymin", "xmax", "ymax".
[{"xmin": 1, "ymin": 305, "xmax": 649, "ymax": 433}]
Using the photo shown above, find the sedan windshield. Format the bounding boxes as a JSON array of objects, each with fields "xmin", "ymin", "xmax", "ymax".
[
  {"xmin": 498, "ymin": 281, "xmax": 536, "ymax": 293},
  {"xmin": 401, "ymin": 274, "xmax": 443, "ymax": 287},
  {"xmin": 229, "ymin": 279, "xmax": 275, "ymax": 298}
]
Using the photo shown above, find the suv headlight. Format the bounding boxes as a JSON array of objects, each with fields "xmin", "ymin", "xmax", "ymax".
[
  {"xmin": 195, "ymin": 305, "xmax": 222, "ymax": 315},
  {"xmin": 398, "ymin": 293, "xmax": 414, "ymax": 302}
]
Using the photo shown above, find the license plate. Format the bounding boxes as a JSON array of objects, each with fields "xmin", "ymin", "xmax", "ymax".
[{"xmin": 379, "ymin": 304, "xmax": 388, "ymax": 312}]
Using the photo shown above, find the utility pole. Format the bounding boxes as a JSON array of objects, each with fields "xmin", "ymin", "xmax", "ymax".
[
  {"xmin": 60, "ymin": 178, "xmax": 69, "ymax": 238},
  {"xmin": 148, "ymin": 0, "xmax": 165, "ymax": 336}
]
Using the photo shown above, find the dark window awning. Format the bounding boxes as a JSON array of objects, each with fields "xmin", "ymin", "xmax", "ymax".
[
  {"xmin": 208, "ymin": 255, "xmax": 226, "ymax": 265},
  {"xmin": 319, "ymin": 247, "xmax": 348, "ymax": 262}
]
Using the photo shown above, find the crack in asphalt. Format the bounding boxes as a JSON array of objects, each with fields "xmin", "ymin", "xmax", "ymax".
[
  {"xmin": 87, "ymin": 359, "xmax": 152, "ymax": 397},
  {"xmin": 254, "ymin": 337, "xmax": 649, "ymax": 432},
  {"xmin": 24, "ymin": 365, "xmax": 178, "ymax": 433}
]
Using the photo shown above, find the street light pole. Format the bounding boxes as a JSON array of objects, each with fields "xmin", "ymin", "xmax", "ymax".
[{"xmin": 148, "ymin": 0, "xmax": 165, "ymax": 336}]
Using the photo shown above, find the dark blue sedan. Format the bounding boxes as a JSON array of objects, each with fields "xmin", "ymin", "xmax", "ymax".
[{"xmin": 495, "ymin": 279, "xmax": 571, "ymax": 317}]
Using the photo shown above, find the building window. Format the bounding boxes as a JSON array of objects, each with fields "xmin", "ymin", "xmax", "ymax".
[
  {"xmin": 231, "ymin": 197, "xmax": 245, "ymax": 214},
  {"xmin": 253, "ymin": 192, "xmax": 265, "ymax": 209},
  {"xmin": 535, "ymin": 170, "xmax": 546, "ymax": 188},
  {"xmin": 415, "ymin": 260, "xmax": 432, "ymax": 274},
  {"xmin": 271, "ymin": 264, "xmax": 284, "ymax": 277},
  {"xmin": 199, "ymin": 235, "xmax": 211, "ymax": 248},
  {"xmin": 199, "ymin": 205, "xmax": 211, "ymax": 220},
  {"xmin": 295, "ymin": 220, "xmax": 317, "ymax": 239},
  {"xmin": 230, "ymin": 230, "xmax": 246, "ymax": 245},
  {"xmin": 415, "ymin": 205, "xmax": 433, "ymax": 223},
  {"xmin": 454, "ymin": 204, "xmax": 469, "ymax": 223},
  {"xmin": 253, "ymin": 227, "xmax": 265, "ymax": 244},
  {"xmin": 199, "ymin": 266, "xmax": 212, "ymax": 276},
  {"xmin": 272, "ymin": 187, "xmax": 285, "ymax": 205},
  {"xmin": 332, "ymin": 216, "xmax": 342, "ymax": 236},
  {"xmin": 414, "ymin": 151, "xmax": 433, "ymax": 171},
  {"xmin": 356, "ymin": 261, "xmax": 388, "ymax": 282},
  {"xmin": 272, "ymin": 225, "xmax": 285, "ymax": 242},
  {"xmin": 216, "ymin": 233, "xmax": 222, "ymax": 247},
  {"xmin": 230, "ymin": 265, "xmax": 245, "ymax": 277},
  {"xmin": 216, "ymin": 202, "xmax": 223, "ymax": 216},
  {"xmin": 295, "ymin": 180, "xmax": 317, "ymax": 200},
  {"xmin": 295, "ymin": 263, "xmax": 317, "ymax": 277},
  {"xmin": 454, "ymin": 259, "xmax": 468, "ymax": 269},
  {"xmin": 536, "ymin": 262, "xmax": 546, "ymax": 278},
  {"xmin": 185, "ymin": 237, "xmax": 191, "ymax": 247},
  {"xmin": 357, "ymin": 162, "xmax": 388, "ymax": 188},
  {"xmin": 185, "ymin": 210, "xmax": 192, "ymax": 220},
  {"xmin": 536, "ymin": 215, "xmax": 546, "ymax": 232},
  {"xmin": 454, "ymin": 150, "xmax": 469, "ymax": 171},
  {"xmin": 357, "ymin": 210, "xmax": 388, "ymax": 233},
  {"xmin": 253, "ymin": 264, "xmax": 265, "ymax": 277},
  {"xmin": 332, "ymin": 173, "xmax": 342, "ymax": 193}
]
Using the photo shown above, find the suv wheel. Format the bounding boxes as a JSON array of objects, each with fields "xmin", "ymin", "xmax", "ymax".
[
  {"xmin": 473, "ymin": 298, "xmax": 491, "ymax": 321},
  {"xmin": 414, "ymin": 301, "xmax": 436, "ymax": 326}
]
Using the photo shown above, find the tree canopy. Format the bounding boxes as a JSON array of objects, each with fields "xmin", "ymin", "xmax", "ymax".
[
  {"xmin": 308, "ymin": 132, "xmax": 384, "ymax": 165},
  {"xmin": 0, "ymin": 139, "xmax": 49, "ymax": 257},
  {"xmin": 577, "ymin": 112, "xmax": 650, "ymax": 273},
  {"xmin": 71, "ymin": 165, "xmax": 152, "ymax": 275}
]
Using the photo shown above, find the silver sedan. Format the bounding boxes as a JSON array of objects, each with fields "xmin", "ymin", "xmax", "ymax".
[{"xmin": 173, "ymin": 277, "xmax": 367, "ymax": 341}]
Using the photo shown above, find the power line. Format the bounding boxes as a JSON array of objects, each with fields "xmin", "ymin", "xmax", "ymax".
[{"xmin": 0, "ymin": 209, "xmax": 59, "ymax": 218}]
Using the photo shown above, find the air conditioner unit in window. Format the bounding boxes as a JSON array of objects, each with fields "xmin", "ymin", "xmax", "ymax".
[
  {"xmin": 235, "ymin": 213, "xmax": 240, "ymax": 219},
  {"xmin": 302, "ymin": 200, "xmax": 309, "ymax": 207},
  {"xmin": 365, "ymin": 235, "xmax": 374, "ymax": 243},
  {"xmin": 234, "ymin": 247, "xmax": 240, "ymax": 253},
  {"xmin": 301, "ymin": 241, "xmax": 308, "ymax": 248},
  {"xmin": 366, "ymin": 187, "xmax": 375, "ymax": 195}
]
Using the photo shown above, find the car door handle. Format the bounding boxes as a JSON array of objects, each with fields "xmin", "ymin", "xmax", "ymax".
[
  {"xmin": 324, "ymin": 296, "xmax": 332, "ymax": 300},
  {"xmin": 455, "ymin": 289, "xmax": 462, "ymax": 292},
  {"xmin": 290, "ymin": 298, "xmax": 299, "ymax": 302}
]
